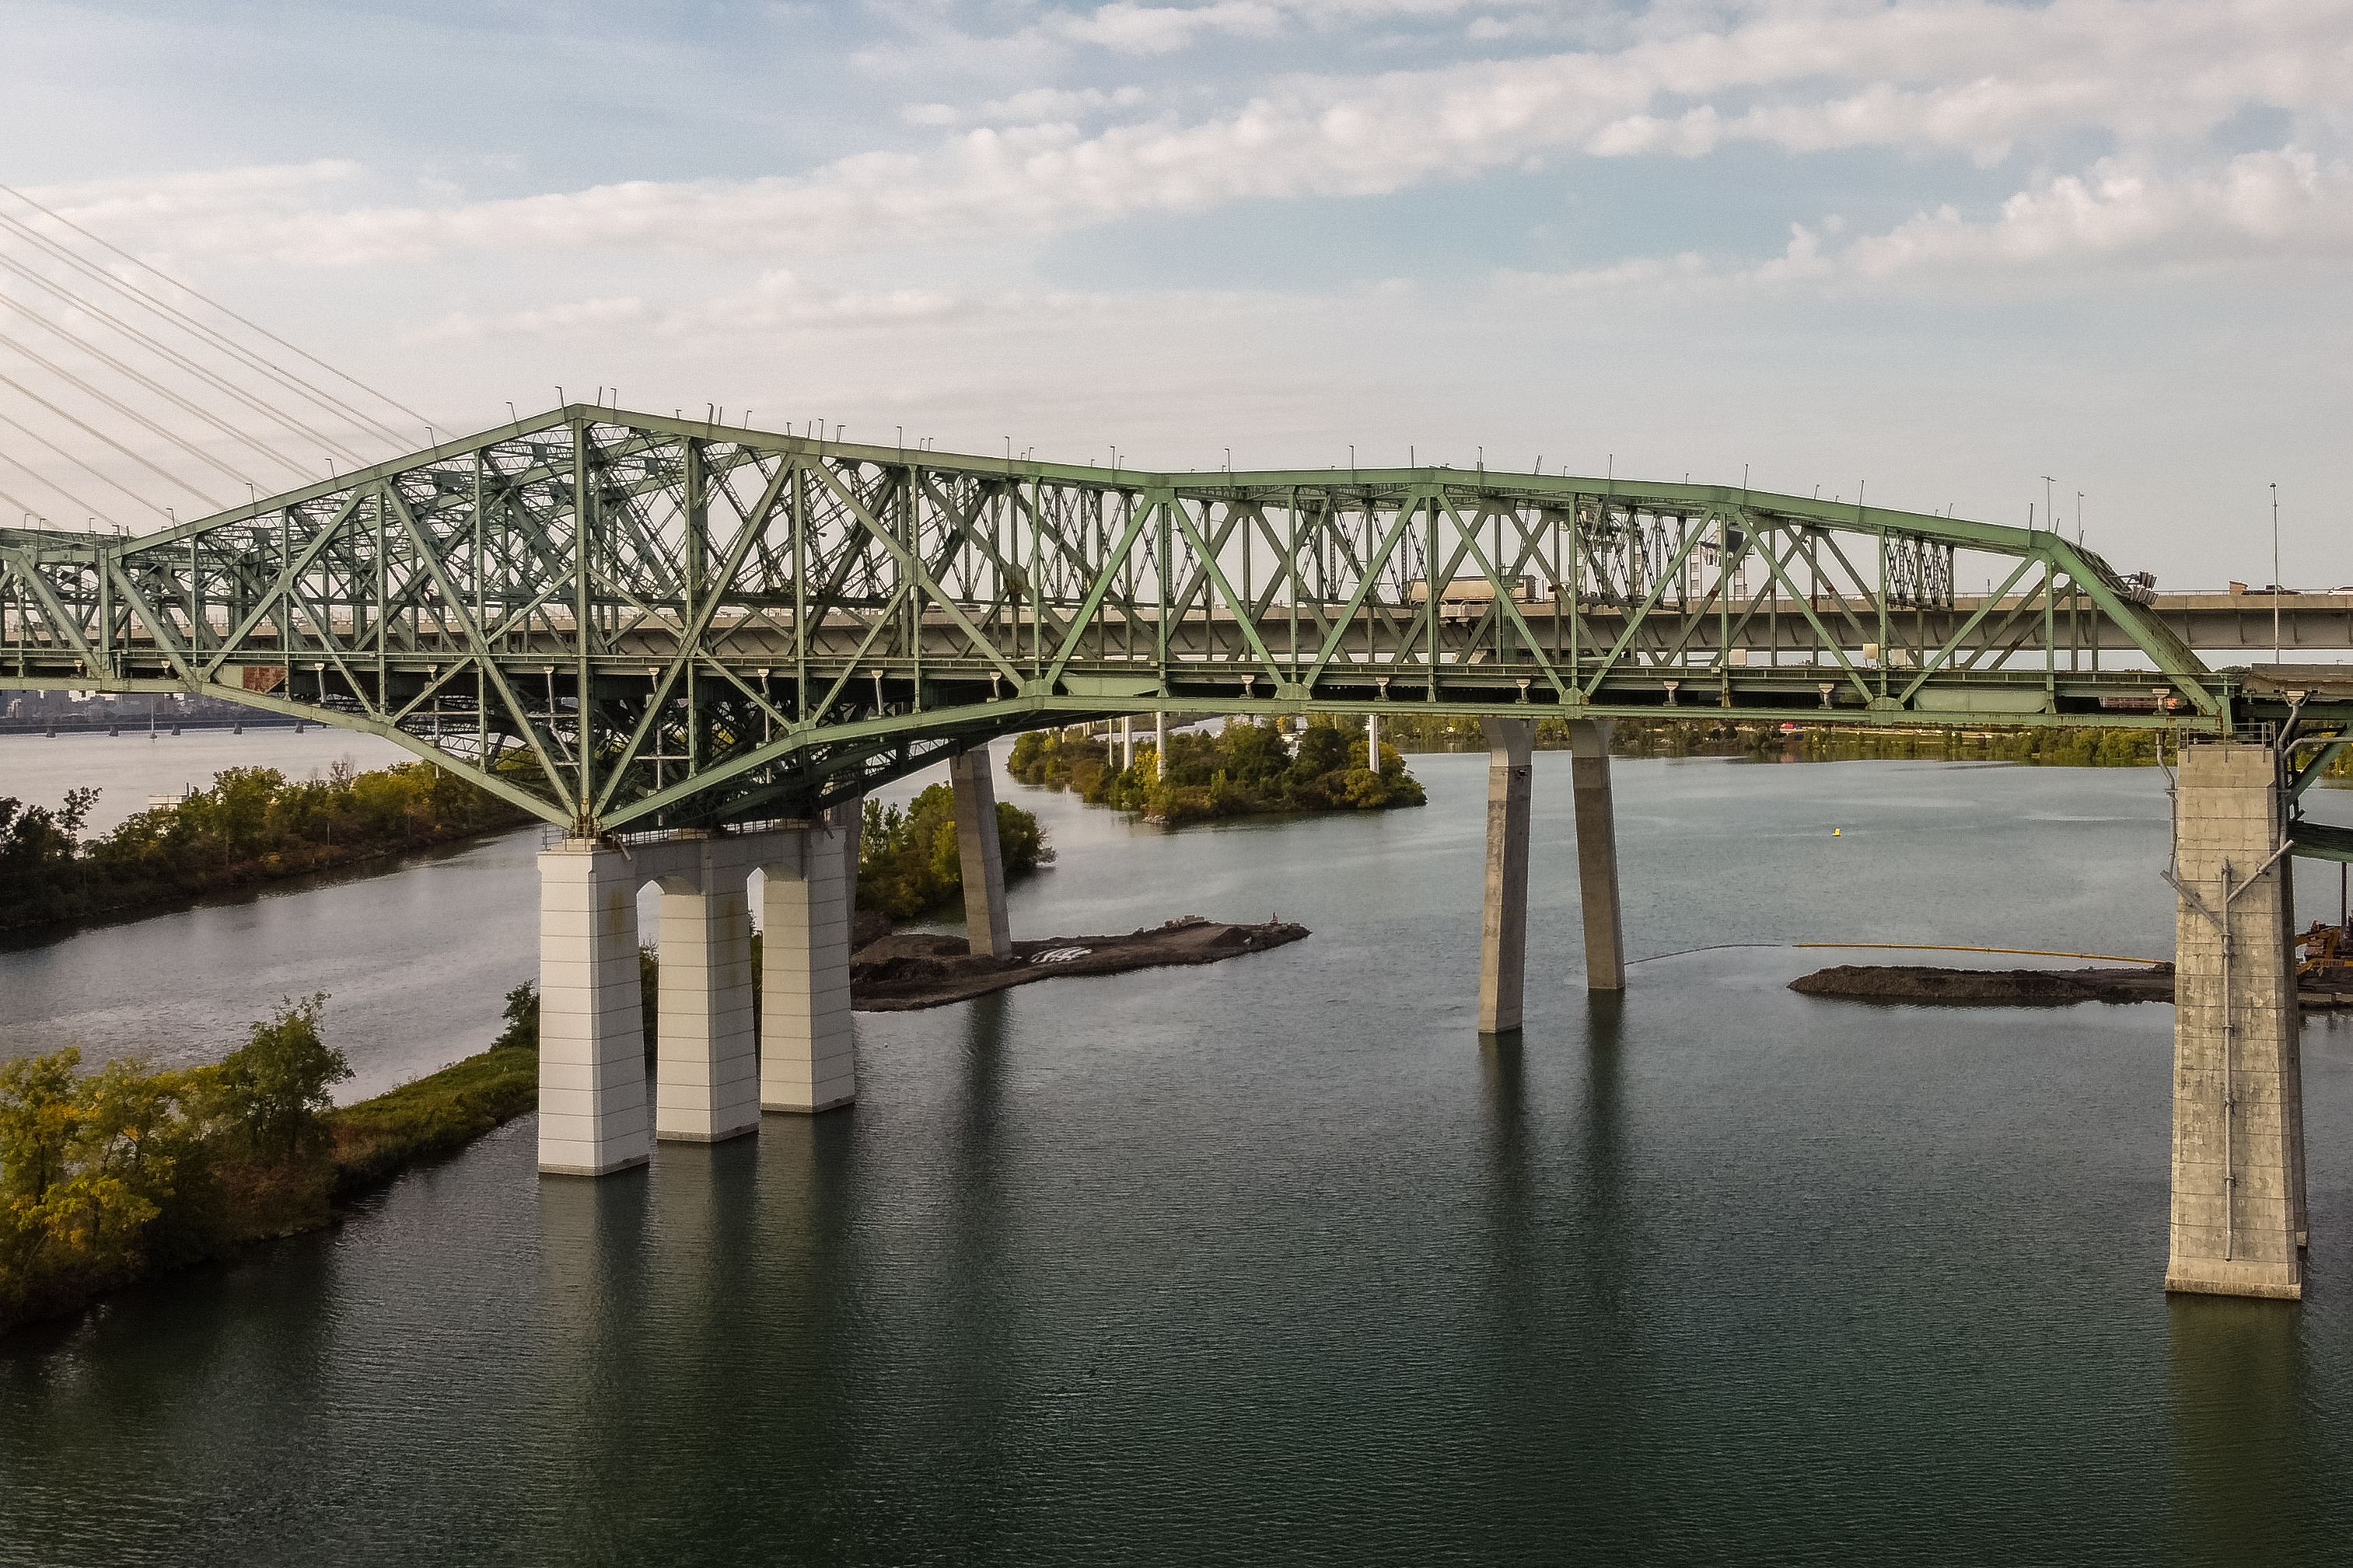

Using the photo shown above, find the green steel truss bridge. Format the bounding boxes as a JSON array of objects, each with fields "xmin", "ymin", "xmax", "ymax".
[{"xmin": 0, "ymin": 405, "xmax": 2298, "ymax": 834}]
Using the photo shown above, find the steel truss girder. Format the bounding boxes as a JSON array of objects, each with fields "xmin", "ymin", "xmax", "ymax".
[{"xmin": 0, "ymin": 407, "xmax": 2240, "ymax": 833}]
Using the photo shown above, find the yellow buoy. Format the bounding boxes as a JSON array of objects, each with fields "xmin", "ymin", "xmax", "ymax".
[{"xmin": 1831, "ymin": 827, "xmax": 1841, "ymax": 836}]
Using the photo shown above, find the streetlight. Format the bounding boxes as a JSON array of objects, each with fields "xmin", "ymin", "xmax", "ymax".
[
  {"xmin": 2272, "ymin": 482, "xmax": 2281, "ymax": 665},
  {"xmin": 2040, "ymin": 475, "xmax": 2055, "ymax": 536}
]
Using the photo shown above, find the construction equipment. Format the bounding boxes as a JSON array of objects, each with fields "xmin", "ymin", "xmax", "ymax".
[{"xmin": 2295, "ymin": 920, "xmax": 2353, "ymax": 984}]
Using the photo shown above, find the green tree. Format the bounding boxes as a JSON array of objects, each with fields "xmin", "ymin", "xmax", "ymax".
[
  {"xmin": 212, "ymin": 994, "xmax": 351, "ymax": 1159},
  {"xmin": 493, "ymin": 982, "xmax": 539, "ymax": 1051},
  {"xmin": 0, "ymin": 1047, "xmax": 83, "ymax": 1202}
]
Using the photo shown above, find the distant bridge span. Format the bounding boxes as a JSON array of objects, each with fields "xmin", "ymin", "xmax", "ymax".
[{"xmin": 1, "ymin": 404, "xmax": 2316, "ymax": 834}]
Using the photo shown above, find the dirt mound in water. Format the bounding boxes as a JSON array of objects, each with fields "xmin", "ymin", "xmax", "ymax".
[
  {"xmin": 1790, "ymin": 964, "xmax": 2176, "ymax": 1005},
  {"xmin": 851, "ymin": 916, "xmax": 1309, "ymax": 1011}
]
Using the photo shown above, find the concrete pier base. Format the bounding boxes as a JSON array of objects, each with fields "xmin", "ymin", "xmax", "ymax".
[
  {"xmin": 652, "ymin": 868, "xmax": 760, "ymax": 1145},
  {"xmin": 2166, "ymin": 742, "xmax": 2305, "ymax": 1300},
  {"xmin": 1478, "ymin": 718, "xmax": 1533, "ymax": 1035},
  {"xmin": 760, "ymin": 826, "xmax": 857, "ymax": 1114},
  {"xmin": 1568, "ymin": 719, "xmax": 1626, "ymax": 992},
  {"xmin": 537, "ymin": 823, "xmax": 850, "ymax": 1174},
  {"xmin": 949, "ymin": 747, "xmax": 1012, "ymax": 959},
  {"xmin": 537, "ymin": 840, "xmax": 652, "ymax": 1175}
]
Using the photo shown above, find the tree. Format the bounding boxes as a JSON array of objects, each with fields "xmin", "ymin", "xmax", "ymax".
[
  {"xmin": 493, "ymin": 983, "xmax": 539, "ymax": 1051},
  {"xmin": 213, "ymin": 994, "xmax": 351, "ymax": 1159},
  {"xmin": 0, "ymin": 1048, "xmax": 83, "ymax": 1202}
]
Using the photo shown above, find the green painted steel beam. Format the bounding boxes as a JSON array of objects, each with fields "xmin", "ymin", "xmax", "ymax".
[{"xmin": 0, "ymin": 405, "xmax": 2267, "ymax": 835}]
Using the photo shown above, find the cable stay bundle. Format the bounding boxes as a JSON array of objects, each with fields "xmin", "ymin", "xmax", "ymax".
[{"xmin": 0, "ymin": 182, "xmax": 428, "ymax": 532}]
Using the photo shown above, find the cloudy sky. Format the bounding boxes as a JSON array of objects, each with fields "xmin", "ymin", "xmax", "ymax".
[{"xmin": 3, "ymin": 0, "xmax": 2348, "ymax": 587}]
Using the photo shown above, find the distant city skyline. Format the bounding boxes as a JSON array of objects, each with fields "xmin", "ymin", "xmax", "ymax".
[{"xmin": 2, "ymin": 0, "xmax": 2347, "ymax": 590}]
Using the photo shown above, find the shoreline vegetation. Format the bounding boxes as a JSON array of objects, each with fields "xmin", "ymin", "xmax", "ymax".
[
  {"xmin": 1, "ymin": 757, "xmax": 537, "ymax": 934},
  {"xmin": 1008, "ymin": 717, "xmax": 1425, "ymax": 821},
  {"xmin": 0, "ymin": 996, "xmax": 537, "ymax": 1339},
  {"xmin": 856, "ymin": 785, "xmax": 1050, "ymax": 920},
  {"xmin": 1369, "ymin": 713, "xmax": 2353, "ymax": 772}
]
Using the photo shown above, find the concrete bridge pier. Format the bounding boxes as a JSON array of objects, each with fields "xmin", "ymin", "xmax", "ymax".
[
  {"xmin": 1478, "ymin": 718, "xmax": 1534, "ymax": 1035},
  {"xmin": 760, "ymin": 823, "xmax": 858, "ymax": 1116},
  {"xmin": 537, "ymin": 839, "xmax": 654, "ymax": 1175},
  {"xmin": 1568, "ymin": 719, "xmax": 1626, "ymax": 992},
  {"xmin": 2166, "ymin": 742, "xmax": 2307, "ymax": 1299},
  {"xmin": 651, "ymin": 847, "xmax": 760, "ymax": 1145},
  {"xmin": 949, "ymin": 746, "xmax": 1012, "ymax": 959}
]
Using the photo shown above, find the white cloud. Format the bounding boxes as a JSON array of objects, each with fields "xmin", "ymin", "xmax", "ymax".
[
  {"xmin": 42, "ymin": 0, "xmax": 2350, "ymax": 269},
  {"xmin": 977, "ymin": 84, "xmax": 1152, "ymax": 122},
  {"xmin": 1495, "ymin": 147, "xmax": 2353, "ymax": 299},
  {"xmin": 1840, "ymin": 148, "xmax": 2353, "ymax": 278}
]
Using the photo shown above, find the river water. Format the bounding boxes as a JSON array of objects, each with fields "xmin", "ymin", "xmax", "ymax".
[{"xmin": 3, "ymin": 742, "xmax": 2351, "ymax": 1563}]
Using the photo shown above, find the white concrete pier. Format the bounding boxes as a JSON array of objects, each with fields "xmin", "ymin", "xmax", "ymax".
[
  {"xmin": 651, "ymin": 839, "xmax": 760, "ymax": 1144},
  {"xmin": 949, "ymin": 747, "xmax": 1012, "ymax": 959},
  {"xmin": 1568, "ymin": 718, "xmax": 1626, "ymax": 992},
  {"xmin": 537, "ymin": 821, "xmax": 855, "ymax": 1175},
  {"xmin": 537, "ymin": 840, "xmax": 653, "ymax": 1176},
  {"xmin": 1478, "ymin": 718, "xmax": 1534, "ymax": 1035},
  {"xmin": 760, "ymin": 822, "xmax": 858, "ymax": 1116},
  {"xmin": 2165, "ymin": 742, "xmax": 2306, "ymax": 1299}
]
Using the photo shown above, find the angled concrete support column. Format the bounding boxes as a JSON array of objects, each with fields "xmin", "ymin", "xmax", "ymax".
[
  {"xmin": 538, "ymin": 838, "xmax": 651, "ymax": 1176},
  {"xmin": 949, "ymin": 747, "xmax": 1012, "ymax": 959},
  {"xmin": 2166, "ymin": 742, "xmax": 2305, "ymax": 1299},
  {"xmin": 1478, "ymin": 718, "xmax": 1534, "ymax": 1035},
  {"xmin": 1568, "ymin": 718, "xmax": 1626, "ymax": 992},
  {"xmin": 652, "ymin": 861, "xmax": 760, "ymax": 1144},
  {"xmin": 759, "ymin": 828, "xmax": 856, "ymax": 1114}
]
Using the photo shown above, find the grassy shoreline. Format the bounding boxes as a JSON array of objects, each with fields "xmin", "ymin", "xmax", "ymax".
[{"xmin": 0, "ymin": 1044, "xmax": 537, "ymax": 1340}]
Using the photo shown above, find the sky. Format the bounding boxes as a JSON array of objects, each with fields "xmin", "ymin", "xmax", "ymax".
[{"xmin": 1, "ymin": 0, "xmax": 2348, "ymax": 589}]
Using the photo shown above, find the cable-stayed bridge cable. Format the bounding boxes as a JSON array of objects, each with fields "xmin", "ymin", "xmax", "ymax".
[{"xmin": 0, "ymin": 256, "xmax": 363, "ymax": 470}]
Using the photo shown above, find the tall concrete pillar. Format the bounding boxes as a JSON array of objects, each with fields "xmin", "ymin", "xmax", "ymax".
[
  {"xmin": 1477, "ymin": 718, "xmax": 1534, "ymax": 1035},
  {"xmin": 1156, "ymin": 711, "xmax": 1166, "ymax": 770},
  {"xmin": 1121, "ymin": 714, "xmax": 1133, "ymax": 770},
  {"xmin": 759, "ymin": 827, "xmax": 856, "ymax": 1114},
  {"xmin": 652, "ymin": 870, "xmax": 760, "ymax": 1144},
  {"xmin": 949, "ymin": 746, "xmax": 1012, "ymax": 959},
  {"xmin": 2166, "ymin": 742, "xmax": 2305, "ymax": 1299},
  {"xmin": 1568, "ymin": 718, "xmax": 1626, "ymax": 992},
  {"xmin": 1368, "ymin": 711, "xmax": 1381, "ymax": 770},
  {"xmin": 537, "ymin": 839, "xmax": 651, "ymax": 1175}
]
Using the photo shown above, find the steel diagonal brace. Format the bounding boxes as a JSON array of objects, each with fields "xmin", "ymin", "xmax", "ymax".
[
  {"xmin": 2048, "ymin": 536, "xmax": 2218, "ymax": 715},
  {"xmin": 809, "ymin": 460, "xmax": 1025, "ymax": 689},
  {"xmin": 1745, "ymin": 522, "xmax": 1876, "ymax": 704},
  {"xmin": 2292, "ymin": 737, "xmax": 2353, "ymax": 799},
  {"xmin": 1044, "ymin": 491, "xmax": 1162, "ymax": 689},
  {"xmin": 589, "ymin": 505, "xmax": 776, "ymax": 816},
  {"xmin": 1438, "ymin": 497, "xmax": 1568, "ymax": 699},
  {"xmin": 1304, "ymin": 497, "xmax": 1421, "ymax": 688},
  {"xmin": 1166, "ymin": 500, "xmax": 1285, "ymax": 688},
  {"xmin": 383, "ymin": 487, "xmax": 572, "ymax": 804},
  {"xmin": 2, "ymin": 547, "xmax": 98, "ymax": 663},
  {"xmin": 1582, "ymin": 515, "xmax": 1715, "ymax": 698},
  {"xmin": 588, "ymin": 471, "xmax": 783, "ymax": 815},
  {"xmin": 1896, "ymin": 552, "xmax": 2041, "ymax": 706},
  {"xmin": 807, "ymin": 581, "xmax": 916, "ymax": 724},
  {"xmin": 197, "ymin": 491, "xmax": 365, "ymax": 684},
  {"xmin": 104, "ymin": 556, "xmax": 198, "ymax": 683}
]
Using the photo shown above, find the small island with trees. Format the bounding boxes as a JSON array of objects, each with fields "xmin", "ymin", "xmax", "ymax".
[{"xmin": 1008, "ymin": 716, "xmax": 1425, "ymax": 822}]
